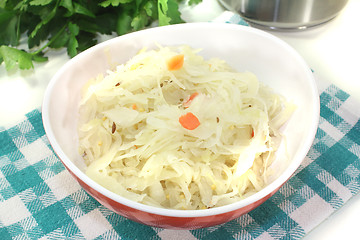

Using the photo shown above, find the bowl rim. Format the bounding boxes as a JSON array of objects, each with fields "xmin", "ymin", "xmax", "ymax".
[{"xmin": 42, "ymin": 22, "xmax": 320, "ymax": 218}]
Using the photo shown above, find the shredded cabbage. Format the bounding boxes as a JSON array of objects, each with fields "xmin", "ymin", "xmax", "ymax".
[{"xmin": 78, "ymin": 45, "xmax": 295, "ymax": 210}]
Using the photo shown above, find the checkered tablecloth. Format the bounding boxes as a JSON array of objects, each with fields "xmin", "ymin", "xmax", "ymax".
[{"xmin": 1, "ymin": 13, "xmax": 360, "ymax": 240}]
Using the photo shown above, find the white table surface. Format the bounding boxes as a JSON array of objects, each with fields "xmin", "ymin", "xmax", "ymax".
[{"xmin": 1, "ymin": 0, "xmax": 359, "ymax": 238}]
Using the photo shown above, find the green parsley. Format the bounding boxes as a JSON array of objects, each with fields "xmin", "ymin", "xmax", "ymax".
[{"xmin": 0, "ymin": 0, "xmax": 198, "ymax": 72}]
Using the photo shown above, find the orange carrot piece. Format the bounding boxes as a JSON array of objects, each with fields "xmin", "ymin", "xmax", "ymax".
[
  {"xmin": 167, "ymin": 54, "xmax": 184, "ymax": 71},
  {"xmin": 132, "ymin": 104, "xmax": 137, "ymax": 110},
  {"xmin": 179, "ymin": 112, "xmax": 200, "ymax": 130},
  {"xmin": 188, "ymin": 92, "xmax": 199, "ymax": 102},
  {"xmin": 183, "ymin": 92, "xmax": 199, "ymax": 108}
]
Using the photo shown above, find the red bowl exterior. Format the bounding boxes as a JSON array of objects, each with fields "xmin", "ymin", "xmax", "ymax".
[
  {"xmin": 42, "ymin": 22, "xmax": 319, "ymax": 231},
  {"xmin": 63, "ymin": 162, "xmax": 279, "ymax": 229}
]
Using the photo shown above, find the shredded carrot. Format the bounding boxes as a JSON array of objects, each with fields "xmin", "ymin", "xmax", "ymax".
[
  {"xmin": 179, "ymin": 112, "xmax": 200, "ymax": 130},
  {"xmin": 188, "ymin": 92, "xmax": 199, "ymax": 102},
  {"xmin": 251, "ymin": 128, "xmax": 254, "ymax": 138},
  {"xmin": 183, "ymin": 92, "xmax": 199, "ymax": 108},
  {"xmin": 167, "ymin": 54, "xmax": 184, "ymax": 71},
  {"xmin": 132, "ymin": 104, "xmax": 137, "ymax": 110}
]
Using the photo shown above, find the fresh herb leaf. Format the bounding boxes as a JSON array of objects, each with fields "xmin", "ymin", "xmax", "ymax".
[
  {"xmin": 0, "ymin": 45, "xmax": 49, "ymax": 71},
  {"xmin": 60, "ymin": 0, "xmax": 74, "ymax": 15},
  {"xmin": 164, "ymin": 0, "xmax": 183, "ymax": 24},
  {"xmin": 67, "ymin": 22, "xmax": 79, "ymax": 57},
  {"xmin": 158, "ymin": 0, "xmax": 172, "ymax": 26},
  {"xmin": 77, "ymin": 13, "xmax": 117, "ymax": 35},
  {"xmin": 14, "ymin": 1, "xmax": 29, "ymax": 11},
  {"xmin": 49, "ymin": 28, "xmax": 69, "ymax": 49},
  {"xmin": 158, "ymin": 0, "xmax": 182, "ymax": 26},
  {"xmin": 73, "ymin": 2, "xmax": 96, "ymax": 18},
  {"xmin": 29, "ymin": 2, "xmax": 58, "ymax": 39},
  {"xmin": 144, "ymin": 0, "xmax": 157, "ymax": 18},
  {"xmin": 131, "ymin": 13, "xmax": 148, "ymax": 31},
  {"xmin": 116, "ymin": 12, "xmax": 133, "ymax": 35},
  {"xmin": 100, "ymin": 0, "xmax": 133, "ymax": 8},
  {"xmin": 0, "ymin": 9, "xmax": 19, "ymax": 46},
  {"xmin": 0, "ymin": 0, "xmax": 202, "ymax": 72},
  {"xmin": 0, "ymin": 45, "xmax": 33, "ymax": 71},
  {"xmin": 76, "ymin": 32, "xmax": 97, "ymax": 52},
  {"xmin": 188, "ymin": 0, "xmax": 202, "ymax": 5},
  {"xmin": 32, "ymin": 54, "xmax": 48, "ymax": 63},
  {"xmin": 29, "ymin": 0, "xmax": 53, "ymax": 6}
]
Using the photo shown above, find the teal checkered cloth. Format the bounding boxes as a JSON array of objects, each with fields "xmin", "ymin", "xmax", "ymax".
[{"xmin": 1, "ymin": 13, "xmax": 360, "ymax": 240}]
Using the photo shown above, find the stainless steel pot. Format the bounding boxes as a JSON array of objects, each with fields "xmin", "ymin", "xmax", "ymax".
[{"xmin": 218, "ymin": 0, "xmax": 349, "ymax": 30}]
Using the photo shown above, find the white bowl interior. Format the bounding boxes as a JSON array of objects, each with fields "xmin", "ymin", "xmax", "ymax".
[{"xmin": 42, "ymin": 23, "xmax": 319, "ymax": 217}]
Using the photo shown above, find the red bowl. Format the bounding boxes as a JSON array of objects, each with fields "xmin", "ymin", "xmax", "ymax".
[{"xmin": 42, "ymin": 23, "xmax": 319, "ymax": 229}]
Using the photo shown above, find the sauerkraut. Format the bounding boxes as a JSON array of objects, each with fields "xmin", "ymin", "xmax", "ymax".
[{"xmin": 78, "ymin": 45, "xmax": 295, "ymax": 210}]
